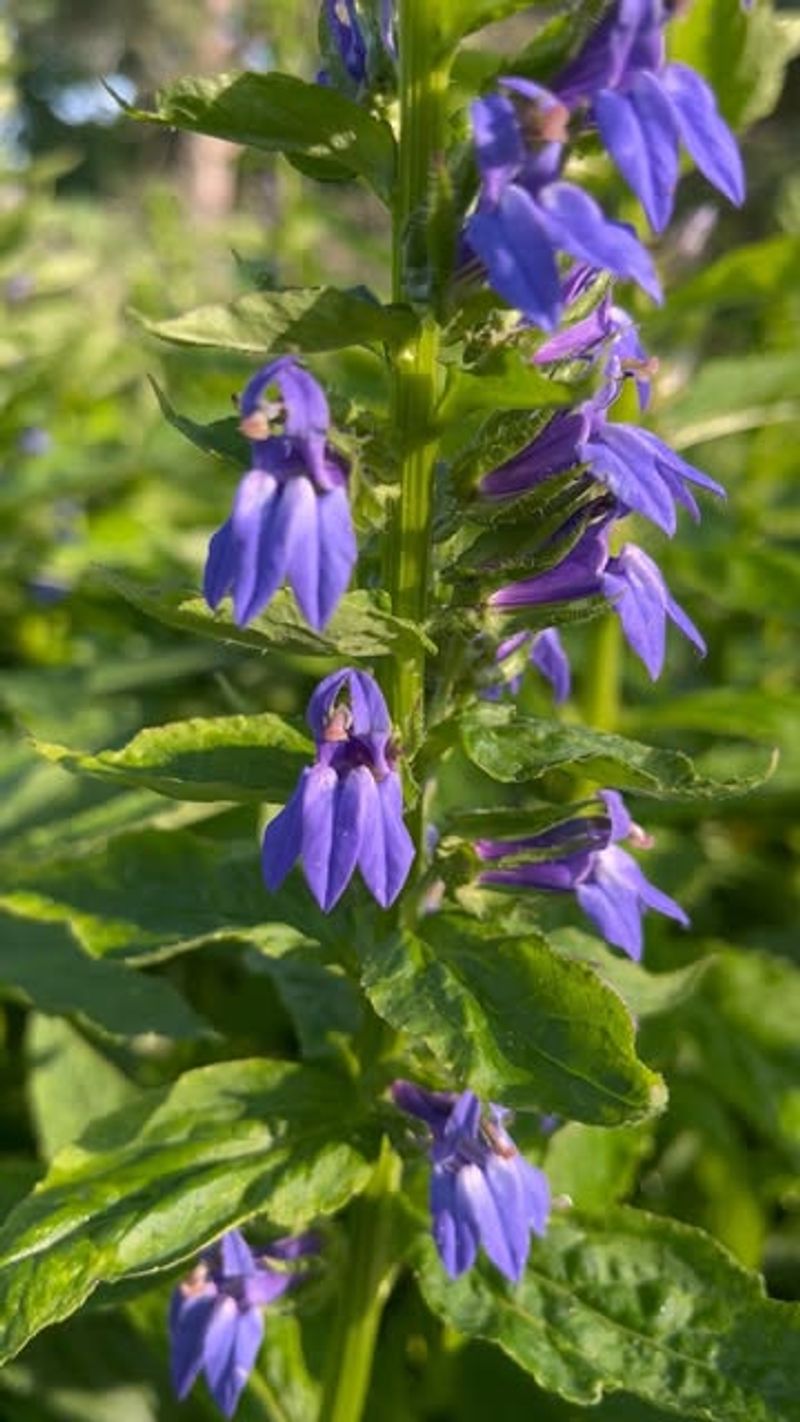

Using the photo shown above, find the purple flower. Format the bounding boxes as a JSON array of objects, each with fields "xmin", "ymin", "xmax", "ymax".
[
  {"xmin": 204, "ymin": 358, "xmax": 357, "ymax": 632},
  {"xmin": 18, "ymin": 426, "xmax": 51, "ymax": 457},
  {"xmin": 169, "ymin": 1228, "xmax": 316, "ymax": 1418},
  {"xmin": 533, "ymin": 274, "xmax": 656, "ymax": 410},
  {"xmin": 464, "ymin": 84, "xmax": 660, "ymax": 329},
  {"xmin": 392, "ymin": 1081, "xmax": 550, "ymax": 1282},
  {"xmin": 553, "ymin": 0, "xmax": 744, "ymax": 231},
  {"xmin": 490, "ymin": 628, "xmax": 572, "ymax": 704},
  {"xmin": 489, "ymin": 503, "xmax": 705, "ymax": 680},
  {"xmin": 480, "ymin": 392, "xmax": 724, "ymax": 537},
  {"xmin": 477, "ymin": 790, "xmax": 688, "ymax": 960},
  {"xmin": 262, "ymin": 668, "xmax": 414, "ymax": 911},
  {"xmin": 322, "ymin": 0, "xmax": 367, "ymax": 84}
]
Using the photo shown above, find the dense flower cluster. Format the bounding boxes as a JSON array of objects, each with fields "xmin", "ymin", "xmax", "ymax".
[{"xmin": 183, "ymin": 3, "xmax": 745, "ymax": 1390}]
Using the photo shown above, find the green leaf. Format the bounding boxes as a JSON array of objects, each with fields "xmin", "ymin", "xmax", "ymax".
[
  {"xmin": 417, "ymin": 1209, "xmax": 800, "ymax": 1422},
  {"xmin": 668, "ymin": 0, "xmax": 800, "ymax": 128},
  {"xmin": 103, "ymin": 573, "xmax": 436, "ymax": 661},
  {"xmin": 4, "ymin": 828, "xmax": 341, "ymax": 962},
  {"xmin": 439, "ymin": 0, "xmax": 545, "ymax": 52},
  {"xmin": 691, "ymin": 948, "xmax": 800, "ymax": 1152},
  {"xmin": 660, "ymin": 235, "xmax": 800, "ymax": 319},
  {"xmin": 135, "ymin": 72, "xmax": 397, "ymax": 201},
  {"xmin": 439, "ymin": 356, "xmax": 573, "ymax": 426},
  {"xmin": 0, "ymin": 906, "xmax": 207, "ymax": 1039},
  {"xmin": 460, "ymin": 704, "xmax": 775, "ymax": 800},
  {"xmin": 26, "ymin": 1016, "xmax": 139, "ymax": 1161},
  {"xmin": 661, "ymin": 352, "xmax": 800, "ymax": 450},
  {"xmin": 545, "ymin": 1122, "xmax": 654, "ymax": 1210},
  {"xmin": 548, "ymin": 928, "xmax": 713, "ymax": 1021},
  {"xmin": 141, "ymin": 286, "xmax": 418, "ymax": 357},
  {"xmin": 361, "ymin": 913, "xmax": 665, "ymax": 1125},
  {"xmin": 33, "ymin": 713, "xmax": 313, "ymax": 805},
  {"xmin": 0, "ymin": 1058, "xmax": 377, "ymax": 1366},
  {"xmin": 150, "ymin": 379, "xmax": 249, "ymax": 466}
]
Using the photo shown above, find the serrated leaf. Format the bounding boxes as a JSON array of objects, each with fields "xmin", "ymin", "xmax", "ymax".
[
  {"xmin": 461, "ymin": 705, "xmax": 775, "ymax": 799},
  {"xmin": 135, "ymin": 72, "xmax": 396, "ymax": 200},
  {"xmin": 361, "ymin": 912, "xmax": 665, "ymax": 1125},
  {"xmin": 141, "ymin": 285, "xmax": 418, "ymax": 357},
  {"xmin": 102, "ymin": 573, "xmax": 436, "ymax": 661},
  {"xmin": 0, "ymin": 906, "xmax": 207, "ymax": 1039},
  {"xmin": 417, "ymin": 1209, "xmax": 800, "ymax": 1422},
  {"xmin": 33, "ymin": 713, "xmax": 313, "ymax": 805},
  {"xmin": 0, "ymin": 1059, "xmax": 377, "ymax": 1366}
]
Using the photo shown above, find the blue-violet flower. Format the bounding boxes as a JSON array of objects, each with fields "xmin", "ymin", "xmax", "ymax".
[
  {"xmin": 169, "ymin": 1228, "xmax": 316, "ymax": 1418},
  {"xmin": 262, "ymin": 668, "xmax": 414, "ymax": 910},
  {"xmin": 392, "ymin": 1080, "xmax": 550, "ymax": 1282},
  {"xmin": 553, "ymin": 0, "xmax": 744, "ymax": 231},
  {"xmin": 477, "ymin": 789, "xmax": 688, "ymax": 960},
  {"xmin": 204, "ymin": 357, "xmax": 357, "ymax": 631},
  {"xmin": 465, "ymin": 82, "xmax": 660, "ymax": 330}
]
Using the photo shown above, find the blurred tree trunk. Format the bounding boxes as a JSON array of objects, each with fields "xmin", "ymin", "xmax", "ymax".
[{"xmin": 183, "ymin": 0, "xmax": 238, "ymax": 220}]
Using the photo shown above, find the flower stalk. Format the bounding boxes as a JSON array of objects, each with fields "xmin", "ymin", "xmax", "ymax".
[
  {"xmin": 386, "ymin": 0, "xmax": 449, "ymax": 758},
  {"xmin": 317, "ymin": 1140, "xmax": 402, "ymax": 1422}
]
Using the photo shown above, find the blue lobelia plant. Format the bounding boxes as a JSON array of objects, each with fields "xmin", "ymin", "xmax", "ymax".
[{"xmin": 0, "ymin": 3, "xmax": 796, "ymax": 1421}]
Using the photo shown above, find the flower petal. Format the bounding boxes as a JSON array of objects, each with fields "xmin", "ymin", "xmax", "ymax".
[
  {"xmin": 299, "ymin": 764, "xmax": 338, "ymax": 909},
  {"xmin": 467, "ymin": 186, "xmax": 562, "ymax": 330},
  {"xmin": 261, "ymin": 771, "xmax": 308, "ymax": 892},
  {"xmin": 323, "ymin": 766, "xmax": 371, "ymax": 910},
  {"xmin": 471, "ymin": 94, "xmax": 526, "ymax": 205},
  {"xmin": 204, "ymin": 1298, "xmax": 264, "ymax": 1420},
  {"xmin": 170, "ymin": 1289, "xmax": 217, "ymax": 1400},
  {"xmin": 431, "ymin": 1168, "xmax": 479, "ymax": 1278},
  {"xmin": 314, "ymin": 486, "xmax": 357, "ymax": 629},
  {"xmin": 594, "ymin": 76, "xmax": 678, "ymax": 232},
  {"xmin": 219, "ymin": 1230, "xmax": 256, "ymax": 1278},
  {"xmin": 203, "ymin": 518, "xmax": 237, "ymax": 610},
  {"xmin": 663, "ymin": 62, "xmax": 745, "ymax": 208},
  {"xmin": 536, "ymin": 181, "xmax": 661, "ymax": 304},
  {"xmin": 530, "ymin": 628, "xmax": 571, "ymax": 704}
]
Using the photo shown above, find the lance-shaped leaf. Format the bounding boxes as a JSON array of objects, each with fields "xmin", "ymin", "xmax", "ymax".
[
  {"xmin": 0, "ymin": 907, "xmax": 207, "ymax": 1040},
  {"xmin": 417, "ymin": 1209, "xmax": 800, "ymax": 1422},
  {"xmin": 102, "ymin": 573, "xmax": 436, "ymax": 661},
  {"xmin": 141, "ymin": 285, "xmax": 418, "ymax": 357},
  {"xmin": 461, "ymin": 704, "xmax": 775, "ymax": 799},
  {"xmin": 133, "ymin": 72, "xmax": 396, "ymax": 201},
  {"xmin": 4, "ymin": 828, "xmax": 345, "ymax": 961},
  {"xmin": 360, "ymin": 913, "xmax": 665, "ymax": 1124},
  {"xmin": 0, "ymin": 1058, "xmax": 378, "ymax": 1366},
  {"xmin": 32, "ymin": 713, "xmax": 313, "ymax": 805}
]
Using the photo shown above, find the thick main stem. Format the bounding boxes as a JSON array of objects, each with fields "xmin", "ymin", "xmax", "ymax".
[
  {"xmin": 317, "ymin": 1141, "xmax": 402, "ymax": 1422},
  {"xmin": 387, "ymin": 0, "xmax": 448, "ymax": 755}
]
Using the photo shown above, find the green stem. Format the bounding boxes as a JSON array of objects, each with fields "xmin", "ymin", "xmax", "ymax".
[
  {"xmin": 248, "ymin": 1366, "xmax": 293, "ymax": 1422},
  {"xmin": 317, "ymin": 1140, "xmax": 402, "ymax": 1422},
  {"xmin": 580, "ymin": 611, "xmax": 622, "ymax": 733},
  {"xmin": 386, "ymin": 0, "xmax": 449, "ymax": 760}
]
